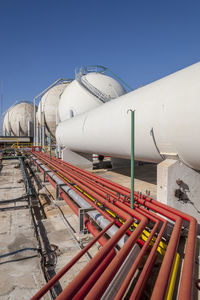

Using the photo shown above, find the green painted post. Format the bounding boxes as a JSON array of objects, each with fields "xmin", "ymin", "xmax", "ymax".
[
  {"xmin": 131, "ymin": 110, "xmax": 135, "ymax": 209},
  {"xmin": 50, "ymin": 132, "xmax": 52, "ymax": 161}
]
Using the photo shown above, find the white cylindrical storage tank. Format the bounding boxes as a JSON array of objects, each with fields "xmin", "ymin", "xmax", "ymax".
[
  {"xmin": 56, "ymin": 62, "xmax": 200, "ymax": 171},
  {"xmin": 37, "ymin": 82, "xmax": 70, "ymax": 137},
  {"xmin": 3, "ymin": 102, "xmax": 34, "ymax": 136},
  {"xmin": 58, "ymin": 72, "xmax": 126, "ymax": 122}
]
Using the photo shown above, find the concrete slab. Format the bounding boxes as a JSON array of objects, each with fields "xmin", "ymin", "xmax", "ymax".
[
  {"xmin": 0, "ymin": 160, "xmax": 48, "ymax": 300},
  {"xmin": 90, "ymin": 163, "xmax": 157, "ymax": 199},
  {"xmin": 157, "ymin": 159, "xmax": 200, "ymax": 224}
]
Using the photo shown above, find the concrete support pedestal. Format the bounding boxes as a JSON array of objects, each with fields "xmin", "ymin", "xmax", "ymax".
[{"xmin": 157, "ymin": 159, "xmax": 200, "ymax": 223}]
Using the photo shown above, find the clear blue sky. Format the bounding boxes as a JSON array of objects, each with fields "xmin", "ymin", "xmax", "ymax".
[{"xmin": 0, "ymin": 0, "xmax": 200, "ymax": 116}]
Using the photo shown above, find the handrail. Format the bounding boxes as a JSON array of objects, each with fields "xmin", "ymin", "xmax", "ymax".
[
  {"xmin": 75, "ymin": 67, "xmax": 111, "ymax": 103},
  {"xmin": 87, "ymin": 65, "xmax": 134, "ymax": 91}
]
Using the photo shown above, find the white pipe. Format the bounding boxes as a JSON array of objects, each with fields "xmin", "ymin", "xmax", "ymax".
[
  {"xmin": 56, "ymin": 62, "xmax": 200, "ymax": 170},
  {"xmin": 101, "ymin": 244, "xmax": 140, "ymax": 300}
]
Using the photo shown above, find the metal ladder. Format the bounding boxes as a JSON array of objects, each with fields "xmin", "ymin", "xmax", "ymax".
[{"xmin": 75, "ymin": 66, "xmax": 111, "ymax": 103}]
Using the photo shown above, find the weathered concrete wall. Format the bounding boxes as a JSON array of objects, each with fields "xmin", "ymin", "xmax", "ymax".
[{"xmin": 157, "ymin": 159, "xmax": 200, "ymax": 223}]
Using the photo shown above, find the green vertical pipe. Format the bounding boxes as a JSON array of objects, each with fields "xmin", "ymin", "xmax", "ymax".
[
  {"xmin": 131, "ymin": 110, "xmax": 135, "ymax": 209},
  {"xmin": 50, "ymin": 132, "xmax": 52, "ymax": 161}
]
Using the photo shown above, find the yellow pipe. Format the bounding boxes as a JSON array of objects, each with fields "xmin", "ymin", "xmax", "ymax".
[
  {"xmin": 43, "ymin": 159, "xmax": 168, "ymax": 255},
  {"xmin": 165, "ymin": 253, "xmax": 180, "ymax": 300},
  {"xmin": 106, "ymin": 209, "xmax": 116, "ymax": 218}
]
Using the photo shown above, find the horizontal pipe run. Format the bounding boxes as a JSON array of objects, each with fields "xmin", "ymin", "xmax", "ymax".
[
  {"xmin": 73, "ymin": 250, "xmax": 116, "ymax": 300},
  {"xmin": 140, "ymin": 197, "xmax": 197, "ymax": 300},
  {"xmin": 33, "ymin": 152, "xmax": 158, "ymax": 227},
  {"xmin": 31, "ymin": 221, "xmax": 115, "ymax": 300},
  {"xmin": 56, "ymin": 217, "xmax": 134, "ymax": 300},
  {"xmin": 50, "ymin": 155, "xmax": 188, "ymax": 300},
  {"xmin": 33, "ymin": 152, "xmax": 130, "ymax": 219},
  {"xmin": 91, "ymin": 204, "xmax": 161, "ymax": 300},
  {"xmin": 32, "ymin": 153, "xmax": 161, "ymax": 251},
  {"xmin": 35, "ymin": 152, "xmax": 169, "ymax": 253},
  {"xmin": 101, "ymin": 244, "xmax": 141, "ymax": 300},
  {"xmin": 151, "ymin": 218, "xmax": 182, "ymax": 300},
  {"xmin": 165, "ymin": 253, "xmax": 180, "ymax": 300},
  {"xmin": 31, "ymin": 154, "xmax": 128, "ymax": 248},
  {"xmin": 35, "ymin": 152, "xmax": 131, "ymax": 197},
  {"xmin": 136, "ymin": 199, "xmax": 183, "ymax": 300},
  {"xmin": 129, "ymin": 213, "xmax": 168, "ymax": 299},
  {"xmin": 85, "ymin": 220, "xmax": 113, "ymax": 247},
  {"xmin": 84, "ymin": 215, "xmax": 148, "ymax": 300},
  {"xmin": 34, "ymin": 160, "xmax": 113, "ymax": 248},
  {"xmin": 113, "ymin": 210, "xmax": 160, "ymax": 300},
  {"xmin": 132, "ymin": 251, "xmax": 158, "ymax": 300},
  {"xmin": 31, "ymin": 153, "xmax": 131, "ymax": 247},
  {"xmin": 55, "ymin": 158, "xmax": 184, "ymax": 300},
  {"xmin": 31, "ymin": 152, "xmax": 197, "ymax": 300}
]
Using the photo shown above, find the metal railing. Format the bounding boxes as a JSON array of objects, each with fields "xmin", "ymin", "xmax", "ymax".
[
  {"xmin": 75, "ymin": 66, "xmax": 111, "ymax": 103},
  {"xmin": 11, "ymin": 142, "xmax": 33, "ymax": 149}
]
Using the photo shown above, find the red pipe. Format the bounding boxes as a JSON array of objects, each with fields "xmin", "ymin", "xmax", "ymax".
[
  {"xmin": 33, "ymin": 153, "xmax": 115, "ymax": 224},
  {"xmin": 46, "ymin": 174, "xmax": 111, "ymax": 247},
  {"xmin": 113, "ymin": 194, "xmax": 182, "ymax": 299},
  {"xmin": 85, "ymin": 202, "xmax": 161, "ymax": 299},
  {"xmin": 34, "ymin": 152, "xmax": 131, "ymax": 197},
  {"xmin": 85, "ymin": 214, "xmax": 150, "ymax": 300},
  {"xmin": 143, "ymin": 197, "xmax": 197, "ymax": 300},
  {"xmin": 30, "ymin": 221, "xmax": 115, "ymax": 300},
  {"xmin": 33, "ymin": 152, "xmax": 132, "ymax": 222},
  {"xmin": 31, "ymin": 157, "xmax": 117, "ymax": 300},
  {"xmin": 34, "ymin": 152, "xmax": 120, "ymax": 203},
  {"xmin": 136, "ymin": 198, "xmax": 183, "ymax": 299},
  {"xmin": 132, "ymin": 252, "xmax": 158, "ymax": 300},
  {"xmin": 31, "ymin": 152, "xmax": 196, "ymax": 300},
  {"xmin": 56, "ymin": 217, "xmax": 134, "ymax": 300},
  {"xmin": 128, "ymin": 208, "xmax": 168, "ymax": 299},
  {"xmin": 34, "ymin": 153, "xmax": 153, "ymax": 249},
  {"xmin": 73, "ymin": 250, "xmax": 116, "ymax": 300},
  {"xmin": 33, "ymin": 152, "xmax": 159, "ymax": 246}
]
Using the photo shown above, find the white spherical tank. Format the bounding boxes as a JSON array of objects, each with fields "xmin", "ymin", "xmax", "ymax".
[
  {"xmin": 3, "ymin": 112, "xmax": 9, "ymax": 135},
  {"xmin": 3, "ymin": 102, "xmax": 34, "ymax": 136},
  {"xmin": 37, "ymin": 82, "xmax": 70, "ymax": 137},
  {"xmin": 58, "ymin": 72, "xmax": 126, "ymax": 122}
]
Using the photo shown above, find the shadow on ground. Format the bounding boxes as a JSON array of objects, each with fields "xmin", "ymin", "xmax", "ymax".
[{"xmin": 111, "ymin": 163, "xmax": 157, "ymax": 185}]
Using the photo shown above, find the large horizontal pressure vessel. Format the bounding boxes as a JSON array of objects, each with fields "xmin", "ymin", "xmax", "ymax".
[
  {"xmin": 56, "ymin": 62, "xmax": 200, "ymax": 171},
  {"xmin": 3, "ymin": 102, "xmax": 34, "ymax": 136},
  {"xmin": 58, "ymin": 72, "xmax": 126, "ymax": 122},
  {"xmin": 37, "ymin": 82, "xmax": 70, "ymax": 137}
]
